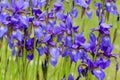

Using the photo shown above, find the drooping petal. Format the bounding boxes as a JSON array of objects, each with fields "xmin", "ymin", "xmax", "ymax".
[
  {"xmin": 43, "ymin": 34, "xmax": 51, "ymax": 42},
  {"xmin": 36, "ymin": 46, "xmax": 44, "ymax": 56},
  {"xmin": 70, "ymin": 50, "xmax": 79, "ymax": 62},
  {"xmin": 27, "ymin": 53, "xmax": 34, "ymax": 60},
  {"xmin": 11, "ymin": 30, "xmax": 24, "ymax": 41},
  {"xmin": 25, "ymin": 38, "xmax": 34, "ymax": 50},
  {"xmin": 34, "ymin": 27, "xmax": 43, "ymax": 40},
  {"xmin": 50, "ymin": 47, "xmax": 60, "ymax": 59},
  {"xmin": 86, "ymin": 9, "xmax": 93, "ymax": 19},
  {"xmin": 68, "ymin": 74, "xmax": 74, "ymax": 80},
  {"xmin": 74, "ymin": 0, "xmax": 88, "ymax": 8},
  {"xmin": 92, "ymin": 69, "xmax": 105, "ymax": 80},
  {"xmin": 50, "ymin": 57, "xmax": 58, "ymax": 66},
  {"xmin": 71, "ymin": 7, "xmax": 78, "ymax": 18},
  {"xmin": 0, "ymin": 26, "xmax": 8, "ymax": 38}
]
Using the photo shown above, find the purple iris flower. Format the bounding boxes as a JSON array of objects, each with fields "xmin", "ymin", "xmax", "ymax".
[
  {"xmin": 64, "ymin": 36, "xmax": 72, "ymax": 47},
  {"xmin": 52, "ymin": 1, "xmax": 64, "ymax": 12},
  {"xmin": 99, "ymin": 22, "xmax": 112, "ymax": 34},
  {"xmin": 92, "ymin": 69, "xmax": 105, "ymax": 80},
  {"xmin": 100, "ymin": 36, "xmax": 114, "ymax": 55},
  {"xmin": 25, "ymin": 38, "xmax": 34, "ymax": 51},
  {"xmin": 86, "ymin": 9, "xmax": 93, "ymax": 19},
  {"xmin": 70, "ymin": 50, "xmax": 79, "ymax": 62},
  {"xmin": 62, "ymin": 48, "xmax": 72, "ymax": 57},
  {"xmin": 42, "ymin": 34, "xmax": 51, "ymax": 42},
  {"xmin": 56, "ymin": 12, "xmax": 67, "ymax": 21},
  {"xmin": 74, "ymin": 32, "xmax": 86, "ymax": 46},
  {"xmin": 32, "ymin": 8, "xmax": 42, "ymax": 16},
  {"xmin": 34, "ymin": 27, "xmax": 43, "ymax": 40},
  {"xmin": 32, "ymin": 0, "xmax": 46, "ymax": 8},
  {"xmin": 66, "ymin": 14, "xmax": 73, "ymax": 31},
  {"xmin": 96, "ymin": 57, "xmax": 111, "ymax": 69},
  {"xmin": 88, "ymin": 32, "xmax": 97, "ymax": 53},
  {"xmin": 19, "ymin": 15, "xmax": 29, "ymax": 28},
  {"xmin": 50, "ymin": 57, "xmax": 58, "ymax": 66},
  {"xmin": 68, "ymin": 74, "xmax": 74, "ymax": 80},
  {"xmin": 72, "ymin": 26, "xmax": 79, "ymax": 32},
  {"xmin": 36, "ymin": 46, "xmax": 45, "ymax": 56},
  {"xmin": 0, "ymin": 12, "xmax": 9, "ymax": 23},
  {"xmin": 8, "ymin": 39, "xmax": 14, "ymax": 49},
  {"xmin": 27, "ymin": 53, "xmax": 34, "ymax": 60},
  {"xmin": 38, "ymin": 11, "xmax": 47, "ymax": 21},
  {"xmin": 50, "ymin": 47, "xmax": 60, "ymax": 66},
  {"xmin": 78, "ymin": 49, "xmax": 89, "ymax": 60},
  {"xmin": 74, "ymin": 0, "xmax": 89, "ymax": 8},
  {"xmin": 0, "ymin": 26, "xmax": 8, "ymax": 38},
  {"xmin": 94, "ymin": 2, "xmax": 102, "ymax": 17},
  {"xmin": 11, "ymin": 0, "xmax": 29, "ymax": 12},
  {"xmin": 105, "ymin": 2, "xmax": 118, "ymax": 15},
  {"xmin": 11, "ymin": 30, "xmax": 24, "ymax": 42},
  {"xmin": 0, "ymin": 0, "xmax": 10, "ymax": 8},
  {"xmin": 71, "ymin": 7, "xmax": 78, "ymax": 18}
]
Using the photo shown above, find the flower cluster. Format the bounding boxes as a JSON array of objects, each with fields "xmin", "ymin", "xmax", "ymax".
[{"xmin": 0, "ymin": 0, "xmax": 119, "ymax": 80}]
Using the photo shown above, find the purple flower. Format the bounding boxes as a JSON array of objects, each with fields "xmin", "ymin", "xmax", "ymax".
[
  {"xmin": 50, "ymin": 57, "xmax": 58, "ymax": 66},
  {"xmin": 0, "ymin": 26, "xmax": 8, "ymax": 38},
  {"xmin": 70, "ymin": 50, "xmax": 79, "ymax": 62},
  {"xmin": 50, "ymin": 47, "xmax": 60, "ymax": 66},
  {"xmin": 94, "ymin": 2, "xmax": 102, "ymax": 17},
  {"xmin": 105, "ymin": 2, "xmax": 118, "ymax": 15},
  {"xmin": 86, "ymin": 9, "xmax": 93, "ymax": 19},
  {"xmin": 12, "ymin": 48, "xmax": 16, "ymax": 55},
  {"xmin": 27, "ymin": 53, "xmax": 34, "ymax": 60},
  {"xmin": 64, "ymin": 36, "xmax": 72, "ymax": 47},
  {"xmin": 8, "ymin": 39, "xmax": 14, "ymax": 49},
  {"xmin": 74, "ymin": 0, "xmax": 89, "ymax": 8},
  {"xmin": 52, "ymin": 2, "xmax": 64, "ymax": 12},
  {"xmin": 11, "ymin": 30, "xmax": 24, "ymax": 42},
  {"xmin": 25, "ymin": 38, "xmax": 34, "ymax": 51},
  {"xmin": 92, "ymin": 69, "xmax": 105, "ymax": 80},
  {"xmin": 96, "ymin": 57, "xmax": 111, "ymax": 69},
  {"xmin": 71, "ymin": 7, "xmax": 78, "ymax": 18},
  {"xmin": 62, "ymin": 48, "xmax": 72, "ymax": 57},
  {"xmin": 36, "ymin": 46, "xmax": 44, "ymax": 56},
  {"xmin": 100, "ymin": 36, "xmax": 114, "ymax": 55},
  {"xmin": 19, "ymin": 15, "xmax": 29, "ymax": 28},
  {"xmin": 32, "ymin": 0, "xmax": 46, "ymax": 8},
  {"xmin": 32, "ymin": 8, "xmax": 42, "ymax": 15},
  {"xmin": 42, "ymin": 34, "xmax": 51, "ymax": 42},
  {"xmin": 34, "ymin": 27, "xmax": 43, "ymax": 40},
  {"xmin": 0, "ymin": 12, "xmax": 9, "ymax": 23},
  {"xmin": 65, "ymin": 14, "xmax": 73, "ymax": 34},
  {"xmin": 50, "ymin": 47, "xmax": 60, "ymax": 59},
  {"xmin": 68, "ymin": 74, "xmax": 74, "ymax": 80},
  {"xmin": 11, "ymin": 0, "xmax": 29, "ymax": 12},
  {"xmin": 88, "ymin": 32, "xmax": 97, "ymax": 52},
  {"xmin": 0, "ymin": 0, "xmax": 10, "ymax": 8},
  {"xmin": 74, "ymin": 32, "xmax": 86, "ymax": 46},
  {"xmin": 56, "ymin": 12, "xmax": 67, "ymax": 21},
  {"xmin": 78, "ymin": 49, "xmax": 89, "ymax": 60}
]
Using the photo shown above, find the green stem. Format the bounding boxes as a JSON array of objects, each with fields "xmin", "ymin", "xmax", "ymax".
[
  {"xmin": 4, "ymin": 40, "xmax": 8, "ymax": 80},
  {"xmin": 36, "ymin": 55, "xmax": 40, "ymax": 80}
]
